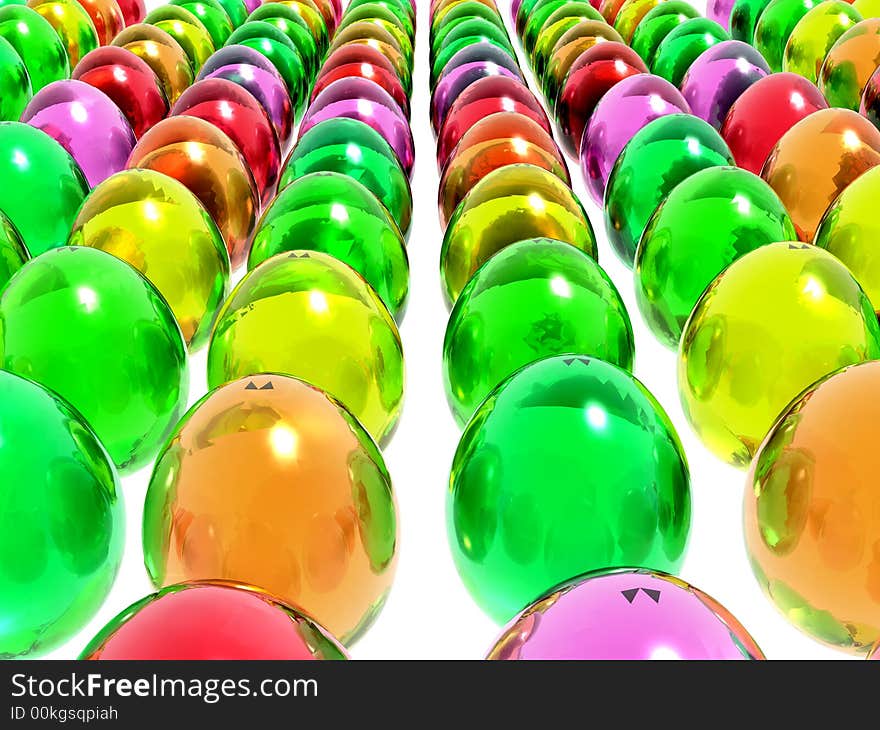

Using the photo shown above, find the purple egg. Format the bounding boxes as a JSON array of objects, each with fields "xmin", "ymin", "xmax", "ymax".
[
  {"xmin": 21, "ymin": 79, "xmax": 135, "ymax": 188},
  {"xmin": 306, "ymin": 76, "xmax": 409, "ymax": 126},
  {"xmin": 199, "ymin": 44, "xmax": 280, "ymax": 79},
  {"xmin": 707, "ymin": 0, "xmax": 736, "ymax": 29},
  {"xmin": 437, "ymin": 41, "xmax": 523, "ymax": 85},
  {"xmin": 197, "ymin": 46, "xmax": 292, "ymax": 145},
  {"xmin": 681, "ymin": 41, "xmax": 770, "ymax": 129},
  {"xmin": 243, "ymin": 0, "xmax": 262, "ymax": 13},
  {"xmin": 511, "ymin": 0, "xmax": 522, "ymax": 21},
  {"xmin": 299, "ymin": 77, "xmax": 415, "ymax": 177},
  {"xmin": 431, "ymin": 62, "xmax": 520, "ymax": 134},
  {"xmin": 488, "ymin": 569, "xmax": 766, "ymax": 660},
  {"xmin": 580, "ymin": 74, "xmax": 690, "ymax": 205}
]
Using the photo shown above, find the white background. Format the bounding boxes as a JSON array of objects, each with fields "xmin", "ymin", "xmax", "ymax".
[{"xmin": 47, "ymin": 0, "xmax": 851, "ymax": 660}]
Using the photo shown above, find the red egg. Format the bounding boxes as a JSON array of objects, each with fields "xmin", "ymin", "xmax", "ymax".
[
  {"xmin": 77, "ymin": 0, "xmax": 125, "ymax": 45},
  {"xmin": 115, "ymin": 0, "xmax": 145, "ymax": 25},
  {"xmin": 312, "ymin": 63, "xmax": 410, "ymax": 118},
  {"xmin": 721, "ymin": 72, "xmax": 829, "ymax": 175},
  {"xmin": 436, "ymin": 75, "xmax": 550, "ymax": 170},
  {"xmin": 82, "ymin": 582, "xmax": 348, "ymax": 660},
  {"xmin": 172, "ymin": 78, "xmax": 281, "ymax": 205},
  {"xmin": 318, "ymin": 43, "xmax": 408, "ymax": 95},
  {"xmin": 312, "ymin": 0, "xmax": 339, "ymax": 33},
  {"xmin": 438, "ymin": 112, "xmax": 570, "ymax": 228},
  {"xmin": 556, "ymin": 42, "xmax": 647, "ymax": 158},
  {"xmin": 72, "ymin": 46, "xmax": 169, "ymax": 138}
]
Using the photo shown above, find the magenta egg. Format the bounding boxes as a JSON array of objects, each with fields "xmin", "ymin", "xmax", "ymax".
[
  {"xmin": 299, "ymin": 77, "xmax": 414, "ymax": 177},
  {"xmin": 21, "ymin": 79, "xmax": 136, "ymax": 187},
  {"xmin": 511, "ymin": 0, "xmax": 522, "ymax": 21},
  {"xmin": 488, "ymin": 569, "xmax": 765, "ymax": 660},
  {"xmin": 580, "ymin": 73, "xmax": 690, "ymax": 205},
  {"xmin": 707, "ymin": 0, "xmax": 736, "ymax": 28},
  {"xmin": 681, "ymin": 41, "xmax": 770, "ymax": 130}
]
